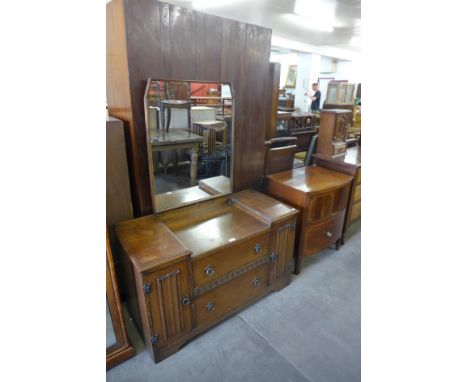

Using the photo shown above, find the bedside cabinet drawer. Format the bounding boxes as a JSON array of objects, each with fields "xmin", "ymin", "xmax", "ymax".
[
  {"xmin": 301, "ymin": 211, "xmax": 346, "ymax": 256},
  {"xmin": 192, "ymin": 233, "xmax": 269, "ymax": 288},
  {"xmin": 193, "ymin": 262, "xmax": 269, "ymax": 326}
]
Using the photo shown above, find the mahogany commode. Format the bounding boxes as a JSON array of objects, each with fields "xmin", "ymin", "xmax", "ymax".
[
  {"xmin": 114, "ymin": 190, "xmax": 298, "ymax": 362},
  {"xmin": 266, "ymin": 166, "xmax": 353, "ymax": 274}
]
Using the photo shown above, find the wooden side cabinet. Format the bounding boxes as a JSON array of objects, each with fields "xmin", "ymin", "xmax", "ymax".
[
  {"xmin": 113, "ymin": 190, "xmax": 298, "ymax": 362},
  {"xmin": 314, "ymin": 146, "xmax": 361, "ymax": 243},
  {"xmin": 316, "ymin": 109, "xmax": 352, "ymax": 158},
  {"xmin": 266, "ymin": 166, "xmax": 353, "ymax": 274}
]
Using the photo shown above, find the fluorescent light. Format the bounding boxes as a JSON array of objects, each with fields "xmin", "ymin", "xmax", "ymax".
[
  {"xmin": 193, "ymin": 0, "xmax": 240, "ymax": 8},
  {"xmin": 350, "ymin": 36, "xmax": 361, "ymax": 46},
  {"xmin": 282, "ymin": 13, "xmax": 334, "ymax": 33},
  {"xmin": 293, "ymin": 0, "xmax": 337, "ymax": 30}
]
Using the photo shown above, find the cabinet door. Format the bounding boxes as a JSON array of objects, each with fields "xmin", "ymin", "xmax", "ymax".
[
  {"xmin": 141, "ymin": 260, "xmax": 192, "ymax": 347},
  {"xmin": 269, "ymin": 219, "xmax": 296, "ymax": 283}
]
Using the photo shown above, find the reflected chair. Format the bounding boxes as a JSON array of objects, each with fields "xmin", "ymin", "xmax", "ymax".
[{"xmin": 193, "ymin": 120, "xmax": 228, "ymax": 177}]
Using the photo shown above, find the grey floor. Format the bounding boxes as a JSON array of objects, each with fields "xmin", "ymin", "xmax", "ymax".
[{"xmin": 107, "ymin": 221, "xmax": 360, "ymax": 382}]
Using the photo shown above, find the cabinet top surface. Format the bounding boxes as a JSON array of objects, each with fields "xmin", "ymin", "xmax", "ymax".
[
  {"xmin": 114, "ymin": 190, "xmax": 295, "ymax": 270},
  {"xmin": 231, "ymin": 189, "xmax": 298, "ymax": 223},
  {"xmin": 267, "ymin": 165, "xmax": 353, "ymax": 194},
  {"xmin": 315, "ymin": 146, "xmax": 361, "ymax": 168}
]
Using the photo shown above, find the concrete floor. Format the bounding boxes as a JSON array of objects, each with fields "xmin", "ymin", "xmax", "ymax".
[{"xmin": 107, "ymin": 221, "xmax": 360, "ymax": 382}]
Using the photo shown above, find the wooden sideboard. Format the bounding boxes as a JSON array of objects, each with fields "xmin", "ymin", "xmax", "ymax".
[
  {"xmin": 314, "ymin": 146, "xmax": 361, "ymax": 243},
  {"xmin": 266, "ymin": 166, "xmax": 353, "ymax": 274},
  {"xmin": 113, "ymin": 190, "xmax": 298, "ymax": 362}
]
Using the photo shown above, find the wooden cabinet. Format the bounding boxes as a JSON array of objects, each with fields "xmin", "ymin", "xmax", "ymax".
[
  {"xmin": 113, "ymin": 190, "xmax": 298, "ymax": 362},
  {"xmin": 266, "ymin": 166, "xmax": 353, "ymax": 274},
  {"xmin": 316, "ymin": 109, "xmax": 352, "ymax": 158},
  {"xmin": 314, "ymin": 146, "xmax": 361, "ymax": 243}
]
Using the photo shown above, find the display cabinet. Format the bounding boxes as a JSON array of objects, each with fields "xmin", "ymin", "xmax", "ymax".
[{"xmin": 325, "ymin": 82, "xmax": 356, "ymax": 104}]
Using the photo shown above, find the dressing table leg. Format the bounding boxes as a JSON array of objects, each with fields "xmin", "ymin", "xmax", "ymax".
[{"xmin": 190, "ymin": 147, "xmax": 198, "ymax": 185}]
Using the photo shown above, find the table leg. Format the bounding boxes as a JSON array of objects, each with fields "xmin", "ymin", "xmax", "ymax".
[{"xmin": 190, "ymin": 146, "xmax": 198, "ymax": 185}]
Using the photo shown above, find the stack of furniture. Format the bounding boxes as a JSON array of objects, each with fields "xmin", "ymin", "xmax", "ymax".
[
  {"xmin": 266, "ymin": 166, "xmax": 353, "ymax": 274},
  {"xmin": 114, "ymin": 190, "xmax": 298, "ymax": 362}
]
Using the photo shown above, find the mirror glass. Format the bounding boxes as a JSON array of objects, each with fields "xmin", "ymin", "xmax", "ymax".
[
  {"xmin": 144, "ymin": 79, "xmax": 234, "ymax": 212},
  {"xmin": 106, "ymin": 296, "xmax": 117, "ymax": 348}
]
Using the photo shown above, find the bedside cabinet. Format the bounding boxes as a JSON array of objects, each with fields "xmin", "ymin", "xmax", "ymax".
[
  {"xmin": 266, "ymin": 166, "xmax": 353, "ymax": 274},
  {"xmin": 314, "ymin": 146, "xmax": 361, "ymax": 244}
]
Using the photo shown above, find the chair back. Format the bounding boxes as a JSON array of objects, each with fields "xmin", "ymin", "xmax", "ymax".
[
  {"xmin": 265, "ymin": 136, "xmax": 297, "ymax": 148},
  {"xmin": 264, "ymin": 145, "xmax": 297, "ymax": 176},
  {"xmin": 304, "ymin": 134, "xmax": 318, "ymax": 166}
]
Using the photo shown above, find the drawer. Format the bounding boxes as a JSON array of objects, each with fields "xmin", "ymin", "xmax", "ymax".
[
  {"xmin": 351, "ymin": 201, "xmax": 361, "ymax": 222},
  {"xmin": 301, "ymin": 211, "xmax": 346, "ymax": 256},
  {"xmin": 193, "ymin": 262, "xmax": 269, "ymax": 326},
  {"xmin": 353, "ymin": 184, "xmax": 361, "ymax": 202},
  {"xmin": 191, "ymin": 232, "xmax": 269, "ymax": 287}
]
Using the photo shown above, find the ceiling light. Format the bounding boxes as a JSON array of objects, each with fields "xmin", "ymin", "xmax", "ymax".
[
  {"xmin": 294, "ymin": 0, "xmax": 337, "ymax": 24},
  {"xmin": 350, "ymin": 36, "xmax": 361, "ymax": 46},
  {"xmin": 283, "ymin": 13, "xmax": 334, "ymax": 33},
  {"xmin": 192, "ymin": 0, "xmax": 240, "ymax": 8}
]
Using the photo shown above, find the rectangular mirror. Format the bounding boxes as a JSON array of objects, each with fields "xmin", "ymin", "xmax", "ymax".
[{"xmin": 144, "ymin": 79, "xmax": 234, "ymax": 212}]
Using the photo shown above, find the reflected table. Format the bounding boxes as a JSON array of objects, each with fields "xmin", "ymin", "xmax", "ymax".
[{"xmin": 151, "ymin": 129, "xmax": 203, "ymax": 183}]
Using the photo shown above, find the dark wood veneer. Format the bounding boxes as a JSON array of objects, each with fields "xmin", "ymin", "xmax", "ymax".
[{"xmin": 107, "ymin": 0, "xmax": 272, "ymax": 216}]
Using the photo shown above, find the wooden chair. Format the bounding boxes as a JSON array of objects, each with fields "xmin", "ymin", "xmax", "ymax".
[
  {"xmin": 294, "ymin": 134, "xmax": 318, "ymax": 168},
  {"xmin": 265, "ymin": 136, "xmax": 297, "ymax": 148},
  {"xmin": 261, "ymin": 141, "xmax": 297, "ymax": 191}
]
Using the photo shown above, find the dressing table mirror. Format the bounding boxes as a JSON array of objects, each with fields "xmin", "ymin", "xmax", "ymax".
[
  {"xmin": 106, "ymin": 228, "xmax": 135, "ymax": 369},
  {"xmin": 144, "ymin": 78, "xmax": 234, "ymax": 212}
]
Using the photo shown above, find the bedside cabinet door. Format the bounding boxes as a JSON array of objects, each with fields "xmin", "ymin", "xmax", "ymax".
[
  {"xmin": 269, "ymin": 219, "xmax": 296, "ymax": 283},
  {"xmin": 141, "ymin": 260, "xmax": 192, "ymax": 348}
]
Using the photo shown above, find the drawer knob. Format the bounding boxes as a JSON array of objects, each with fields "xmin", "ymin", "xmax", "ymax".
[
  {"xmin": 252, "ymin": 278, "xmax": 260, "ymax": 287},
  {"xmin": 206, "ymin": 302, "xmax": 215, "ymax": 312},
  {"xmin": 254, "ymin": 244, "xmax": 262, "ymax": 253},
  {"xmin": 325, "ymin": 230, "xmax": 333, "ymax": 238},
  {"xmin": 205, "ymin": 265, "xmax": 215, "ymax": 276},
  {"xmin": 181, "ymin": 296, "xmax": 190, "ymax": 306},
  {"xmin": 270, "ymin": 252, "xmax": 278, "ymax": 262}
]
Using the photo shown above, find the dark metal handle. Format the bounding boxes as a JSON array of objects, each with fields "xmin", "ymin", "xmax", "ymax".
[
  {"xmin": 205, "ymin": 265, "xmax": 215, "ymax": 276},
  {"xmin": 270, "ymin": 252, "xmax": 278, "ymax": 262},
  {"xmin": 254, "ymin": 244, "xmax": 262, "ymax": 253},
  {"xmin": 181, "ymin": 296, "xmax": 190, "ymax": 306},
  {"xmin": 252, "ymin": 278, "xmax": 260, "ymax": 287},
  {"xmin": 206, "ymin": 302, "xmax": 215, "ymax": 312}
]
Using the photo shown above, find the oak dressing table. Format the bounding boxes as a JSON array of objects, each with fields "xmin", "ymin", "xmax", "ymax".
[{"xmin": 114, "ymin": 190, "xmax": 298, "ymax": 362}]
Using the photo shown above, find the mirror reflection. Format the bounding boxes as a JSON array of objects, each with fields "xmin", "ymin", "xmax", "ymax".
[
  {"xmin": 144, "ymin": 79, "xmax": 233, "ymax": 212},
  {"xmin": 106, "ymin": 297, "xmax": 117, "ymax": 348}
]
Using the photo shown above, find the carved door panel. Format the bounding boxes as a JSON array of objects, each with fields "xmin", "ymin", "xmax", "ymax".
[
  {"xmin": 307, "ymin": 193, "xmax": 334, "ymax": 223},
  {"xmin": 141, "ymin": 260, "xmax": 192, "ymax": 347},
  {"xmin": 269, "ymin": 220, "xmax": 296, "ymax": 283},
  {"xmin": 333, "ymin": 115, "xmax": 348, "ymax": 142}
]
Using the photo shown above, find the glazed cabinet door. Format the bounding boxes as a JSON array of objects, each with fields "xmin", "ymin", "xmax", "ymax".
[
  {"xmin": 141, "ymin": 260, "xmax": 192, "ymax": 349},
  {"xmin": 269, "ymin": 219, "xmax": 296, "ymax": 283}
]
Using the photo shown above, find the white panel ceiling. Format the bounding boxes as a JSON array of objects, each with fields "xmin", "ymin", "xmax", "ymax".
[{"xmin": 165, "ymin": 0, "xmax": 361, "ymax": 58}]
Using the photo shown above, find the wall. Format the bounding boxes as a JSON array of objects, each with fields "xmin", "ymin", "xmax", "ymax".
[{"xmin": 107, "ymin": 0, "xmax": 273, "ymax": 216}]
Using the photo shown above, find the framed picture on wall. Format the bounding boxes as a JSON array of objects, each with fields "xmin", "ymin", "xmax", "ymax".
[{"xmin": 285, "ymin": 65, "xmax": 298, "ymax": 88}]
